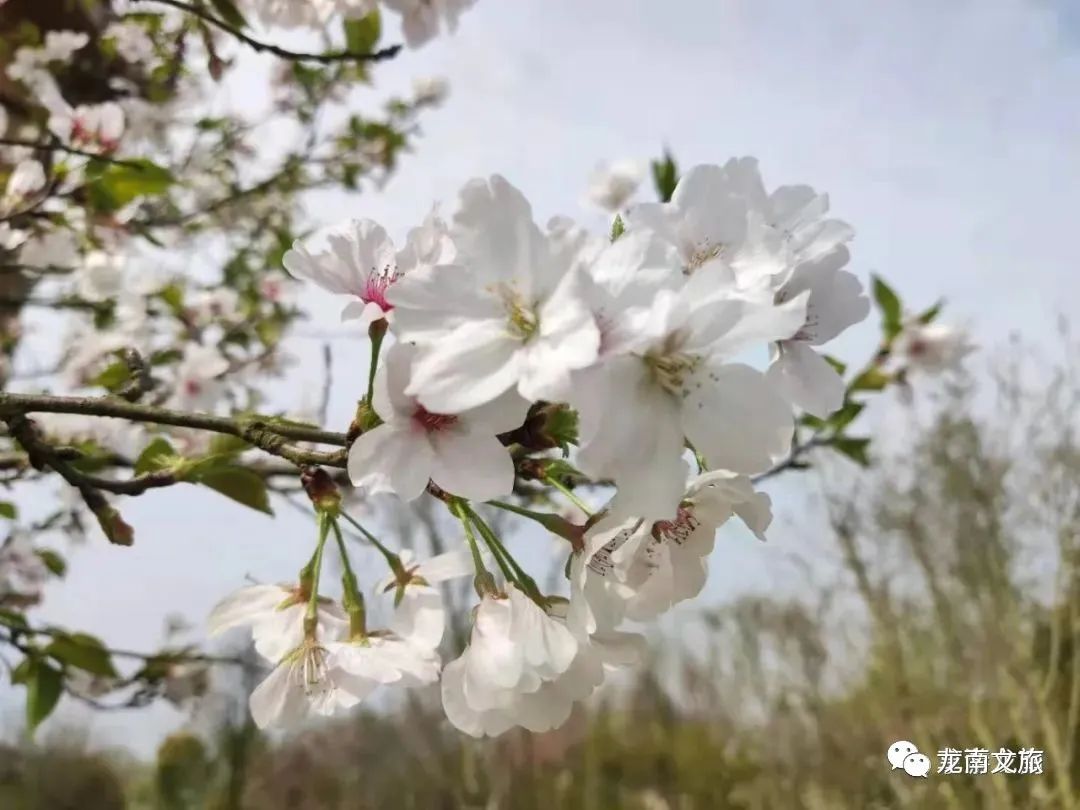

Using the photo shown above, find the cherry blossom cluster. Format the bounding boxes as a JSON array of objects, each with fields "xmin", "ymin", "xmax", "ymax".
[
  {"xmin": 209, "ymin": 158, "xmax": 884, "ymax": 736},
  {"xmin": 243, "ymin": 0, "xmax": 477, "ymax": 47}
]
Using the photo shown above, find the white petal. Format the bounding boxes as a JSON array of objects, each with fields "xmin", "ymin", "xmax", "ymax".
[
  {"xmin": 390, "ymin": 586, "xmax": 446, "ymax": 650},
  {"xmin": 451, "ymin": 174, "xmax": 556, "ymax": 296},
  {"xmin": 429, "ymin": 427, "xmax": 515, "ymax": 501},
  {"xmin": 251, "ymin": 604, "xmax": 307, "ymax": 662},
  {"xmin": 510, "ymin": 587, "xmax": 577, "ymax": 679},
  {"xmin": 387, "ymin": 263, "xmax": 501, "ymax": 343},
  {"xmin": 340, "ymin": 299, "xmax": 385, "ymax": 327},
  {"xmin": 459, "ymin": 387, "xmax": 531, "ymax": 435},
  {"xmin": 407, "ymin": 319, "xmax": 524, "ymax": 413},
  {"xmin": 767, "ymin": 342, "xmax": 846, "ymax": 418},
  {"xmin": 465, "ymin": 597, "xmax": 522, "ymax": 692},
  {"xmin": 574, "ymin": 359, "xmax": 687, "ymax": 521},
  {"xmin": 249, "ymin": 664, "xmax": 305, "ymax": 730},
  {"xmin": 207, "ymin": 585, "xmax": 288, "ymax": 637},
  {"xmin": 681, "ymin": 362, "xmax": 793, "ymax": 474},
  {"xmin": 590, "ymin": 630, "xmax": 647, "ymax": 669},
  {"xmin": 417, "ymin": 549, "xmax": 473, "ymax": 583},
  {"xmin": 518, "ymin": 269, "xmax": 600, "ymax": 402},
  {"xmin": 441, "ymin": 657, "xmax": 488, "ymax": 737},
  {"xmin": 373, "ymin": 342, "xmax": 419, "ymax": 421},
  {"xmin": 283, "ymin": 219, "xmax": 393, "ymax": 296},
  {"xmin": 734, "ymin": 492, "xmax": 773, "ymax": 541},
  {"xmin": 347, "ymin": 424, "xmax": 433, "ymax": 501}
]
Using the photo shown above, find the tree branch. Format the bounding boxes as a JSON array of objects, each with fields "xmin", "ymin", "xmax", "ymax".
[
  {"xmin": 0, "ymin": 137, "xmax": 147, "ymax": 169},
  {"xmin": 0, "ymin": 391, "xmax": 348, "ymax": 474},
  {"xmin": 133, "ymin": 0, "xmax": 402, "ymax": 64},
  {"xmin": 752, "ymin": 434, "xmax": 833, "ymax": 484}
]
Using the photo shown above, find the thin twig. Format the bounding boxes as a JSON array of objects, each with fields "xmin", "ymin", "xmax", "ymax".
[
  {"xmin": 133, "ymin": 0, "xmax": 402, "ymax": 64},
  {"xmin": 0, "ymin": 137, "xmax": 147, "ymax": 169}
]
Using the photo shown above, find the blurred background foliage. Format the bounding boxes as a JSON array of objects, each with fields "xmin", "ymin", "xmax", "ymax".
[{"xmin": 2, "ymin": 332, "xmax": 1077, "ymax": 809}]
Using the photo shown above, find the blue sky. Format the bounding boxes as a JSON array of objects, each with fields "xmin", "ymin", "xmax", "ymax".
[{"xmin": 4, "ymin": 0, "xmax": 1079, "ymax": 753}]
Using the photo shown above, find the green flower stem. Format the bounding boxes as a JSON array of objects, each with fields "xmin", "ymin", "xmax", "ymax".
[
  {"xmin": 339, "ymin": 508, "xmax": 405, "ymax": 580},
  {"xmin": 450, "ymin": 498, "xmax": 496, "ymax": 596},
  {"xmin": 486, "ymin": 499, "xmax": 584, "ymax": 546},
  {"xmin": 303, "ymin": 512, "xmax": 332, "ymax": 636},
  {"xmin": 463, "ymin": 503, "xmax": 543, "ymax": 604},
  {"xmin": 366, "ymin": 320, "xmax": 387, "ymax": 405},
  {"xmin": 331, "ymin": 518, "xmax": 366, "ymax": 639},
  {"xmin": 545, "ymin": 475, "xmax": 594, "ymax": 516}
]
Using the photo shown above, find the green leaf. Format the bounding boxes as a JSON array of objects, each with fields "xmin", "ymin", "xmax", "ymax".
[
  {"xmin": 0, "ymin": 608, "xmax": 27, "ymax": 631},
  {"xmin": 916, "ymin": 298, "xmax": 944, "ymax": 324},
  {"xmin": 871, "ymin": 275, "xmax": 903, "ymax": 339},
  {"xmin": 157, "ymin": 283, "xmax": 185, "ymax": 317},
  {"xmin": 91, "ymin": 359, "xmax": 132, "ymax": 392},
  {"xmin": 134, "ymin": 437, "xmax": 178, "ymax": 475},
  {"xmin": 849, "ymin": 367, "xmax": 890, "ymax": 392},
  {"xmin": 11, "ymin": 655, "xmax": 32, "ymax": 684},
  {"xmin": 651, "ymin": 149, "xmax": 679, "ymax": 203},
  {"xmin": 343, "ymin": 10, "xmax": 381, "ymax": 52},
  {"xmin": 193, "ymin": 466, "xmax": 273, "ymax": 515},
  {"xmin": 832, "ymin": 437, "xmax": 871, "ymax": 467},
  {"xmin": 93, "ymin": 160, "xmax": 175, "ymax": 208},
  {"xmin": 610, "ymin": 214, "xmax": 625, "ymax": 242},
  {"xmin": 208, "ymin": 0, "xmax": 249, "ymax": 29},
  {"xmin": 828, "ymin": 400, "xmax": 865, "ymax": 433},
  {"xmin": 823, "ymin": 355, "xmax": 847, "ymax": 376},
  {"xmin": 0, "ymin": 501, "xmax": 16, "ymax": 520},
  {"xmin": 207, "ymin": 434, "xmax": 253, "ymax": 457},
  {"xmin": 35, "ymin": 549, "xmax": 66, "ymax": 577},
  {"xmin": 150, "ymin": 348, "xmax": 183, "ymax": 366},
  {"xmin": 26, "ymin": 660, "xmax": 63, "ymax": 733},
  {"xmin": 45, "ymin": 633, "xmax": 117, "ymax": 677}
]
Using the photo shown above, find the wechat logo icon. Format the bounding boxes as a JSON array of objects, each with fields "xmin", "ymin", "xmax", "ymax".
[{"xmin": 888, "ymin": 740, "xmax": 930, "ymax": 778}]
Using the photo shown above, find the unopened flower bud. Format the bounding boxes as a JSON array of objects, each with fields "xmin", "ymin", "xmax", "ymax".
[
  {"xmin": 301, "ymin": 467, "xmax": 341, "ymax": 515},
  {"xmin": 92, "ymin": 501, "xmax": 134, "ymax": 546}
]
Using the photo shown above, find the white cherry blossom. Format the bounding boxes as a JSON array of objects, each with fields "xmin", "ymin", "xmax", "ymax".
[
  {"xmin": 626, "ymin": 159, "xmax": 853, "ymax": 290},
  {"xmin": 412, "ymin": 75, "xmax": 450, "ymax": 105},
  {"xmin": 104, "ymin": 22, "xmax": 158, "ymax": 64},
  {"xmin": 249, "ymin": 637, "xmax": 341, "ymax": 729},
  {"xmin": 585, "ymin": 160, "xmax": 644, "ymax": 212},
  {"xmin": 892, "ymin": 321, "xmax": 975, "ymax": 374},
  {"xmin": 767, "ymin": 245, "xmax": 870, "ymax": 416},
  {"xmin": 377, "ymin": 548, "xmax": 474, "ymax": 649},
  {"xmin": 572, "ymin": 471, "xmax": 772, "ymax": 624},
  {"xmin": 323, "ymin": 633, "xmax": 441, "ymax": 710},
  {"xmin": 169, "ymin": 343, "xmax": 231, "ymax": 411},
  {"xmin": 283, "ymin": 212, "xmax": 451, "ymax": 328},
  {"xmin": 389, "ymin": 175, "xmax": 600, "ymax": 413},
  {"xmin": 440, "ymin": 584, "xmax": 578, "ymax": 736},
  {"xmin": 208, "ymin": 583, "xmax": 347, "ymax": 662},
  {"xmin": 3, "ymin": 160, "xmax": 46, "ymax": 210},
  {"xmin": 347, "ymin": 342, "xmax": 527, "ymax": 501},
  {"xmin": 381, "ymin": 0, "xmax": 477, "ymax": 48},
  {"xmin": 49, "ymin": 102, "xmax": 125, "ymax": 153},
  {"xmin": 75, "ymin": 251, "xmax": 127, "ymax": 302},
  {"xmin": 571, "ymin": 261, "xmax": 806, "ymax": 520}
]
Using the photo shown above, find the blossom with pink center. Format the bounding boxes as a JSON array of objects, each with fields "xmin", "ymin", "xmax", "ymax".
[
  {"xmin": 347, "ymin": 342, "xmax": 528, "ymax": 501},
  {"xmin": 891, "ymin": 320, "xmax": 975, "ymax": 375},
  {"xmin": 568, "ymin": 471, "xmax": 773, "ymax": 627},
  {"xmin": 283, "ymin": 210, "xmax": 452, "ymax": 328},
  {"xmin": 50, "ymin": 102, "xmax": 125, "ymax": 154},
  {"xmin": 168, "ymin": 343, "xmax": 230, "ymax": 411},
  {"xmin": 387, "ymin": 176, "xmax": 600, "ymax": 413}
]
